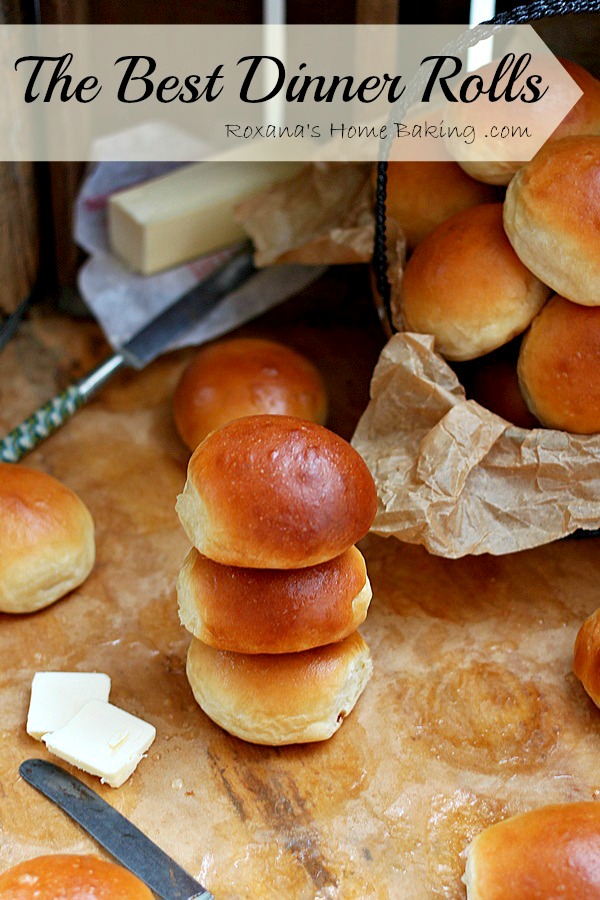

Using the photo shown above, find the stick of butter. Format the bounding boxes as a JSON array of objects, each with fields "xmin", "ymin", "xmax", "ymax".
[
  {"xmin": 27, "ymin": 672, "xmax": 111, "ymax": 741},
  {"xmin": 43, "ymin": 699, "xmax": 156, "ymax": 788},
  {"xmin": 107, "ymin": 161, "xmax": 303, "ymax": 275}
]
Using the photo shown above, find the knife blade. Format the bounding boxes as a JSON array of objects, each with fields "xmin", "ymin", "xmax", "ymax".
[
  {"xmin": 0, "ymin": 244, "xmax": 255, "ymax": 463},
  {"xmin": 20, "ymin": 759, "xmax": 213, "ymax": 900},
  {"xmin": 122, "ymin": 243, "xmax": 254, "ymax": 370}
]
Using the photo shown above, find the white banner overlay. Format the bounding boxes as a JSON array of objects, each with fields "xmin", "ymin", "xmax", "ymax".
[{"xmin": 0, "ymin": 24, "xmax": 581, "ymax": 161}]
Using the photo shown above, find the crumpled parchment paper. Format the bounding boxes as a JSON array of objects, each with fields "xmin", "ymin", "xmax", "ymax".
[
  {"xmin": 235, "ymin": 162, "xmax": 375, "ymax": 267},
  {"xmin": 352, "ymin": 331, "xmax": 600, "ymax": 558}
]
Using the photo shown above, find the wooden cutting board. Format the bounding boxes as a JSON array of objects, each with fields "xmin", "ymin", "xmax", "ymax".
[{"xmin": 1, "ymin": 283, "xmax": 599, "ymax": 899}]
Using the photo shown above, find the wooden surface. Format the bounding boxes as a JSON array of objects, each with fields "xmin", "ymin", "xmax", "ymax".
[
  {"xmin": 0, "ymin": 163, "xmax": 39, "ymax": 316},
  {"xmin": 1, "ymin": 275, "xmax": 599, "ymax": 899}
]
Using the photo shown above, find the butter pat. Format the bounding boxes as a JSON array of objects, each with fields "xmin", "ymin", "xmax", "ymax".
[
  {"xmin": 108, "ymin": 161, "xmax": 303, "ymax": 275},
  {"xmin": 43, "ymin": 699, "xmax": 156, "ymax": 788},
  {"xmin": 27, "ymin": 672, "xmax": 111, "ymax": 740}
]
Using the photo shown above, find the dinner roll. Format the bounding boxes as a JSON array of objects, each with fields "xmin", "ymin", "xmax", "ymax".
[
  {"xmin": 459, "ymin": 58, "xmax": 600, "ymax": 186},
  {"xmin": 382, "ymin": 161, "xmax": 497, "ymax": 250},
  {"xmin": 186, "ymin": 630, "xmax": 372, "ymax": 745},
  {"xmin": 401, "ymin": 204, "xmax": 551, "ymax": 360},
  {"xmin": 574, "ymin": 607, "xmax": 600, "ymax": 707},
  {"xmin": 176, "ymin": 416, "xmax": 378, "ymax": 568},
  {"xmin": 0, "ymin": 464, "xmax": 95, "ymax": 614},
  {"xmin": 463, "ymin": 802, "xmax": 600, "ymax": 899},
  {"xmin": 469, "ymin": 356, "xmax": 539, "ymax": 429},
  {"xmin": 177, "ymin": 545, "xmax": 371, "ymax": 653},
  {"xmin": 504, "ymin": 135, "xmax": 600, "ymax": 305},
  {"xmin": 551, "ymin": 58, "xmax": 600, "ymax": 140},
  {"xmin": 458, "ymin": 159, "xmax": 521, "ymax": 189},
  {"xmin": 0, "ymin": 854, "xmax": 152, "ymax": 898},
  {"xmin": 517, "ymin": 295, "xmax": 600, "ymax": 433},
  {"xmin": 173, "ymin": 337, "xmax": 327, "ymax": 450}
]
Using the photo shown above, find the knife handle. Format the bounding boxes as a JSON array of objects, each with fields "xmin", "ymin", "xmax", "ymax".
[{"xmin": 0, "ymin": 354, "xmax": 124, "ymax": 463}]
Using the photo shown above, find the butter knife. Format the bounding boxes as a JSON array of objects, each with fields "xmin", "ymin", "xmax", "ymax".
[
  {"xmin": 20, "ymin": 759, "xmax": 212, "ymax": 900},
  {"xmin": 0, "ymin": 244, "xmax": 255, "ymax": 463}
]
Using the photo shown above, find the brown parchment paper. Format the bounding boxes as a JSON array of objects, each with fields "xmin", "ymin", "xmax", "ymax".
[
  {"xmin": 235, "ymin": 162, "xmax": 375, "ymax": 267},
  {"xmin": 352, "ymin": 331, "xmax": 600, "ymax": 558}
]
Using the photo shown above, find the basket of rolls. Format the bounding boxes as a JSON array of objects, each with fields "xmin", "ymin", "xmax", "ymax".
[{"xmin": 354, "ymin": 0, "xmax": 600, "ymax": 559}]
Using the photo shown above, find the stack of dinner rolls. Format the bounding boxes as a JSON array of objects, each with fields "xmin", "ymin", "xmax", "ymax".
[
  {"xmin": 175, "ymin": 414, "xmax": 378, "ymax": 745},
  {"xmin": 379, "ymin": 58, "xmax": 600, "ymax": 434}
]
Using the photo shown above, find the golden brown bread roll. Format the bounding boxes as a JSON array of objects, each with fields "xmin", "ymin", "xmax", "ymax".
[
  {"xmin": 177, "ymin": 545, "xmax": 371, "ymax": 654},
  {"xmin": 574, "ymin": 607, "xmax": 600, "ymax": 707},
  {"xmin": 463, "ymin": 802, "xmax": 600, "ymax": 899},
  {"xmin": 381, "ymin": 161, "xmax": 498, "ymax": 250},
  {"xmin": 458, "ymin": 159, "xmax": 522, "ymax": 189},
  {"xmin": 517, "ymin": 295, "xmax": 600, "ymax": 433},
  {"xmin": 504, "ymin": 135, "xmax": 600, "ymax": 306},
  {"xmin": 176, "ymin": 415, "xmax": 378, "ymax": 568},
  {"xmin": 552, "ymin": 58, "xmax": 600, "ymax": 141},
  {"xmin": 469, "ymin": 356, "xmax": 540, "ymax": 429},
  {"xmin": 186, "ymin": 630, "xmax": 372, "ymax": 745},
  {"xmin": 173, "ymin": 337, "xmax": 327, "ymax": 450},
  {"xmin": 0, "ymin": 854, "xmax": 153, "ymax": 898},
  {"xmin": 0, "ymin": 463, "xmax": 95, "ymax": 614},
  {"xmin": 401, "ymin": 203, "xmax": 551, "ymax": 361},
  {"xmin": 459, "ymin": 58, "xmax": 600, "ymax": 186}
]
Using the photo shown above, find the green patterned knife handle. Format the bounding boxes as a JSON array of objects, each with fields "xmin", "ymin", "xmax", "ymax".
[
  {"xmin": 0, "ymin": 354, "xmax": 125, "ymax": 464},
  {"xmin": 0, "ymin": 385, "xmax": 86, "ymax": 462}
]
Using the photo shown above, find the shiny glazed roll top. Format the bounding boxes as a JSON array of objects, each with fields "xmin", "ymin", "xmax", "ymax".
[{"xmin": 176, "ymin": 415, "xmax": 378, "ymax": 568}]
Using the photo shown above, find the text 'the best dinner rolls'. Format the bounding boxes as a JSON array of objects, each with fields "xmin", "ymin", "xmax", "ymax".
[
  {"xmin": 381, "ymin": 160, "xmax": 498, "ymax": 250},
  {"xmin": 401, "ymin": 203, "xmax": 551, "ymax": 360},
  {"xmin": 504, "ymin": 135, "xmax": 600, "ymax": 306},
  {"xmin": 0, "ymin": 854, "xmax": 153, "ymax": 899},
  {"xmin": 173, "ymin": 337, "xmax": 328, "ymax": 450},
  {"xmin": 186, "ymin": 630, "xmax": 373, "ymax": 745},
  {"xmin": 177, "ymin": 545, "xmax": 372, "ymax": 654},
  {"xmin": 0, "ymin": 464, "xmax": 95, "ymax": 614},
  {"xmin": 463, "ymin": 802, "xmax": 600, "ymax": 899},
  {"xmin": 176, "ymin": 415, "xmax": 378, "ymax": 568},
  {"xmin": 574, "ymin": 607, "xmax": 600, "ymax": 707},
  {"xmin": 517, "ymin": 295, "xmax": 600, "ymax": 433}
]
